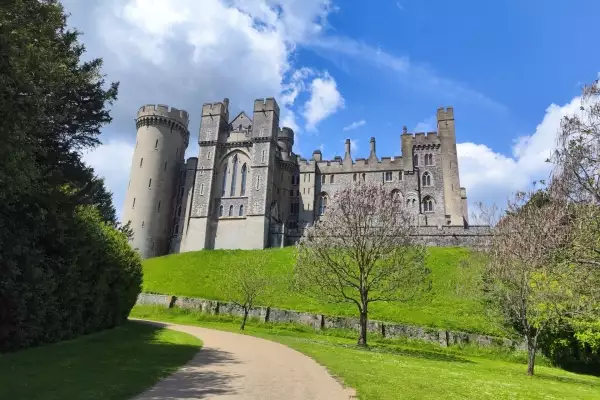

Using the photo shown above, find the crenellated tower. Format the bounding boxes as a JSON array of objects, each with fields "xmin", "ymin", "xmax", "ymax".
[{"xmin": 121, "ymin": 104, "xmax": 190, "ymax": 259}]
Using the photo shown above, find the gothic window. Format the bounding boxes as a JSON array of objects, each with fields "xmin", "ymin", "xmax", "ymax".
[
  {"xmin": 423, "ymin": 196, "xmax": 434, "ymax": 212},
  {"xmin": 330, "ymin": 175, "xmax": 334, "ymax": 184},
  {"xmin": 228, "ymin": 205, "xmax": 234, "ymax": 217},
  {"xmin": 422, "ymin": 172, "xmax": 432, "ymax": 187},
  {"xmin": 413, "ymin": 154, "xmax": 418, "ymax": 167},
  {"xmin": 240, "ymin": 164, "xmax": 247, "ymax": 196},
  {"xmin": 221, "ymin": 163, "xmax": 228, "ymax": 197},
  {"xmin": 385, "ymin": 171, "xmax": 393, "ymax": 181},
  {"xmin": 200, "ymin": 183, "xmax": 205, "ymax": 195},
  {"xmin": 239, "ymin": 204, "xmax": 244, "ymax": 216},
  {"xmin": 230, "ymin": 154, "xmax": 238, "ymax": 197},
  {"xmin": 140, "ymin": 158, "xmax": 143, "ymax": 167},
  {"xmin": 425, "ymin": 154, "xmax": 434, "ymax": 166},
  {"xmin": 219, "ymin": 204, "xmax": 224, "ymax": 217},
  {"xmin": 318, "ymin": 193, "xmax": 328, "ymax": 215}
]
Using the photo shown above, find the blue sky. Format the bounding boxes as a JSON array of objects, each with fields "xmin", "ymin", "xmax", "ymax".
[{"xmin": 63, "ymin": 0, "xmax": 600, "ymax": 219}]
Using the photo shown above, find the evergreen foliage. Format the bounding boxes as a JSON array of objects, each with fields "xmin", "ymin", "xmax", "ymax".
[{"xmin": 0, "ymin": 0, "xmax": 141, "ymax": 351}]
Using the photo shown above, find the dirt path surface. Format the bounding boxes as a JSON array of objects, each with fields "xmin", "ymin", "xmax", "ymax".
[{"xmin": 132, "ymin": 320, "xmax": 356, "ymax": 400}]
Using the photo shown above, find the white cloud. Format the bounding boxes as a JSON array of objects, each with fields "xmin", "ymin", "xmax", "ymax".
[
  {"xmin": 396, "ymin": 2, "xmax": 404, "ymax": 10},
  {"xmin": 457, "ymin": 96, "xmax": 582, "ymax": 212},
  {"xmin": 343, "ymin": 120, "xmax": 366, "ymax": 131},
  {"xmin": 414, "ymin": 115, "xmax": 436, "ymax": 132},
  {"xmin": 304, "ymin": 72, "xmax": 345, "ymax": 131},
  {"xmin": 81, "ymin": 140, "xmax": 135, "ymax": 218}
]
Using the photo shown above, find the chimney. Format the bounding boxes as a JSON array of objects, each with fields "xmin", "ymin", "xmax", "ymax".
[
  {"xmin": 344, "ymin": 139, "xmax": 351, "ymax": 159},
  {"xmin": 369, "ymin": 137, "xmax": 378, "ymax": 162}
]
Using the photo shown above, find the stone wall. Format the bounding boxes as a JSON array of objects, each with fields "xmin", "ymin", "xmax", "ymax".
[{"xmin": 136, "ymin": 293, "xmax": 522, "ymax": 350}]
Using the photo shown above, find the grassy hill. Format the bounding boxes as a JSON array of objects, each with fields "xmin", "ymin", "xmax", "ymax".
[{"xmin": 143, "ymin": 247, "xmax": 504, "ymax": 336}]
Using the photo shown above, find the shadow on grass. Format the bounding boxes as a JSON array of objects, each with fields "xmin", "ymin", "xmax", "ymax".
[
  {"xmin": 535, "ymin": 373, "xmax": 600, "ymax": 388},
  {"xmin": 0, "ymin": 321, "xmax": 236, "ymax": 400}
]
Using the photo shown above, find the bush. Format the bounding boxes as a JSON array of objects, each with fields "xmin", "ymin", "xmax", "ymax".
[{"xmin": 0, "ymin": 207, "xmax": 142, "ymax": 352}]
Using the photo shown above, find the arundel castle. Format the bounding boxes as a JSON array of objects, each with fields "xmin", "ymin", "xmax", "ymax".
[{"xmin": 122, "ymin": 97, "xmax": 470, "ymax": 259}]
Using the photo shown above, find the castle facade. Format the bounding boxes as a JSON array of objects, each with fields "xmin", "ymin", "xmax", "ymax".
[{"xmin": 121, "ymin": 98, "xmax": 469, "ymax": 259}]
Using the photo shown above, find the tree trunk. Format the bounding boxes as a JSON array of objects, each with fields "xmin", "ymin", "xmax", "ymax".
[
  {"xmin": 240, "ymin": 309, "xmax": 249, "ymax": 331},
  {"xmin": 527, "ymin": 338, "xmax": 537, "ymax": 376},
  {"xmin": 357, "ymin": 302, "xmax": 368, "ymax": 346}
]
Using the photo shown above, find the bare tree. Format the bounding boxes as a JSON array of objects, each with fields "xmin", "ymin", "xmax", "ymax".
[
  {"xmin": 552, "ymin": 79, "xmax": 600, "ymax": 204},
  {"xmin": 224, "ymin": 257, "xmax": 273, "ymax": 330},
  {"xmin": 484, "ymin": 189, "xmax": 596, "ymax": 375},
  {"xmin": 294, "ymin": 181, "xmax": 430, "ymax": 346}
]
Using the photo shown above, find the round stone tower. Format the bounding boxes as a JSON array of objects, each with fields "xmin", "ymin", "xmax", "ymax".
[{"xmin": 121, "ymin": 104, "xmax": 190, "ymax": 259}]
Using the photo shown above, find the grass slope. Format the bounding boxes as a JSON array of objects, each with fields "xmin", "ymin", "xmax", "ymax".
[
  {"xmin": 0, "ymin": 322, "xmax": 201, "ymax": 400},
  {"xmin": 132, "ymin": 306, "xmax": 600, "ymax": 400},
  {"xmin": 143, "ymin": 247, "xmax": 502, "ymax": 335}
]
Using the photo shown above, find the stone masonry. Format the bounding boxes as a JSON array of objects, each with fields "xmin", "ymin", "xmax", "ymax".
[{"xmin": 122, "ymin": 97, "xmax": 480, "ymax": 259}]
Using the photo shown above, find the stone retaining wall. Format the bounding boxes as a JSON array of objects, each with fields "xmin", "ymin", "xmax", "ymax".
[{"xmin": 136, "ymin": 293, "xmax": 522, "ymax": 349}]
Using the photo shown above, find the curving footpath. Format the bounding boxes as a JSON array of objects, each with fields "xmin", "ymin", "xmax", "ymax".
[{"xmin": 133, "ymin": 320, "xmax": 356, "ymax": 400}]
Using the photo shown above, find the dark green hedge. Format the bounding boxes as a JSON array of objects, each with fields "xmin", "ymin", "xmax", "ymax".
[{"xmin": 0, "ymin": 207, "xmax": 142, "ymax": 351}]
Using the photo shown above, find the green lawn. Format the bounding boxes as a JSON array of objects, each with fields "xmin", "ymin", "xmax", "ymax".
[
  {"xmin": 131, "ymin": 306, "xmax": 600, "ymax": 400},
  {"xmin": 0, "ymin": 321, "xmax": 201, "ymax": 400},
  {"xmin": 143, "ymin": 247, "xmax": 504, "ymax": 335}
]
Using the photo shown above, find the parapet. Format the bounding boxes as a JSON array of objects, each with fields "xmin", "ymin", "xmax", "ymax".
[
  {"xmin": 436, "ymin": 106, "xmax": 454, "ymax": 121},
  {"xmin": 254, "ymin": 97, "xmax": 280, "ymax": 116},
  {"xmin": 201, "ymin": 100, "xmax": 229, "ymax": 119},
  {"xmin": 137, "ymin": 104, "xmax": 189, "ymax": 127}
]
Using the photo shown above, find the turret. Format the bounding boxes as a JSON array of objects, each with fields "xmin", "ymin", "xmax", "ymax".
[
  {"xmin": 122, "ymin": 104, "xmax": 190, "ymax": 259},
  {"xmin": 278, "ymin": 127, "xmax": 295, "ymax": 159}
]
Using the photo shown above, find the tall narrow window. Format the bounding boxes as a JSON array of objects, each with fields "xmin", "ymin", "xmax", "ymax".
[
  {"xmin": 140, "ymin": 158, "xmax": 143, "ymax": 167},
  {"xmin": 148, "ymin": 178, "xmax": 152, "ymax": 188},
  {"xmin": 230, "ymin": 155, "xmax": 238, "ymax": 197},
  {"xmin": 321, "ymin": 175, "xmax": 325, "ymax": 184},
  {"xmin": 385, "ymin": 171, "xmax": 392, "ymax": 181},
  {"xmin": 261, "ymin": 150, "xmax": 266, "ymax": 163},
  {"xmin": 239, "ymin": 204, "xmax": 244, "ymax": 216},
  {"xmin": 353, "ymin": 173, "xmax": 357, "ymax": 182},
  {"xmin": 221, "ymin": 164, "xmax": 228, "ymax": 197},
  {"xmin": 413, "ymin": 154, "xmax": 418, "ymax": 166},
  {"xmin": 330, "ymin": 175, "xmax": 334, "ymax": 184},
  {"xmin": 256, "ymin": 175, "xmax": 261, "ymax": 190},
  {"xmin": 423, "ymin": 197, "xmax": 434, "ymax": 212},
  {"xmin": 240, "ymin": 164, "xmax": 247, "ymax": 196},
  {"xmin": 399, "ymin": 170, "xmax": 403, "ymax": 180},
  {"xmin": 200, "ymin": 183, "xmax": 205, "ymax": 195},
  {"xmin": 362, "ymin": 173, "xmax": 366, "ymax": 181},
  {"xmin": 208, "ymin": 151, "xmax": 212, "ymax": 160},
  {"xmin": 155, "ymin": 139, "xmax": 159, "ymax": 149},
  {"xmin": 228, "ymin": 205, "xmax": 233, "ymax": 217},
  {"xmin": 319, "ymin": 194, "xmax": 328, "ymax": 215},
  {"xmin": 422, "ymin": 172, "xmax": 431, "ymax": 187},
  {"xmin": 132, "ymin": 198, "xmax": 136, "ymax": 209},
  {"xmin": 219, "ymin": 204, "xmax": 223, "ymax": 217}
]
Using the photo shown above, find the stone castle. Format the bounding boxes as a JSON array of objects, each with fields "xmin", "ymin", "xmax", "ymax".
[{"xmin": 122, "ymin": 97, "xmax": 470, "ymax": 259}]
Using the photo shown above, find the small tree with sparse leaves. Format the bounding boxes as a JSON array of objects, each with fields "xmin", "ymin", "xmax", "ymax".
[{"xmin": 294, "ymin": 181, "xmax": 430, "ymax": 346}]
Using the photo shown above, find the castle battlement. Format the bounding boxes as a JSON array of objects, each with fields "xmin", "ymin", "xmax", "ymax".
[
  {"xmin": 254, "ymin": 97, "xmax": 280, "ymax": 115},
  {"xmin": 437, "ymin": 106, "xmax": 454, "ymax": 121},
  {"xmin": 137, "ymin": 104, "xmax": 189, "ymax": 126},
  {"xmin": 201, "ymin": 99, "xmax": 229, "ymax": 119}
]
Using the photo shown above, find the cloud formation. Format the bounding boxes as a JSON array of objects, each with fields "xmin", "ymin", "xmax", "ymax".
[
  {"xmin": 303, "ymin": 72, "xmax": 345, "ymax": 131},
  {"xmin": 342, "ymin": 120, "xmax": 366, "ymax": 131}
]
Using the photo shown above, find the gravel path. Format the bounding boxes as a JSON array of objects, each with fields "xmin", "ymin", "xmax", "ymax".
[{"xmin": 133, "ymin": 320, "xmax": 356, "ymax": 400}]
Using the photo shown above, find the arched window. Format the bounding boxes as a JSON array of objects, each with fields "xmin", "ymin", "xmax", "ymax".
[
  {"xmin": 219, "ymin": 204, "xmax": 224, "ymax": 217},
  {"xmin": 424, "ymin": 154, "xmax": 433, "ymax": 166},
  {"xmin": 391, "ymin": 189, "xmax": 402, "ymax": 200},
  {"xmin": 318, "ymin": 193, "xmax": 328, "ymax": 215},
  {"xmin": 228, "ymin": 205, "xmax": 234, "ymax": 217},
  {"xmin": 422, "ymin": 172, "xmax": 431, "ymax": 187},
  {"xmin": 423, "ymin": 196, "xmax": 434, "ymax": 212},
  {"xmin": 240, "ymin": 164, "xmax": 247, "ymax": 196},
  {"xmin": 413, "ymin": 154, "xmax": 419, "ymax": 167},
  {"xmin": 221, "ymin": 163, "xmax": 228, "ymax": 197},
  {"xmin": 239, "ymin": 204, "xmax": 244, "ymax": 216},
  {"xmin": 230, "ymin": 154, "xmax": 238, "ymax": 197}
]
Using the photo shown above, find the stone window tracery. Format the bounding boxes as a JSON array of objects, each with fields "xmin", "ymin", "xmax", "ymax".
[
  {"xmin": 230, "ymin": 155, "xmax": 238, "ymax": 197},
  {"xmin": 422, "ymin": 172, "xmax": 432, "ymax": 187},
  {"xmin": 423, "ymin": 196, "xmax": 434, "ymax": 212},
  {"xmin": 318, "ymin": 193, "xmax": 328, "ymax": 215}
]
